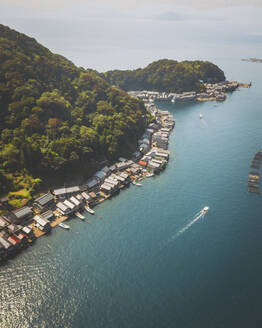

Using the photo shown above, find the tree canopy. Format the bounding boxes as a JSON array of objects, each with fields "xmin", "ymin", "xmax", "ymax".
[
  {"xmin": 0, "ymin": 24, "xmax": 147, "ymax": 198},
  {"xmin": 102, "ymin": 59, "xmax": 226, "ymax": 93}
]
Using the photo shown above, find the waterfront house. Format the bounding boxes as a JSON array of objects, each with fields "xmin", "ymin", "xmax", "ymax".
[
  {"xmin": 4, "ymin": 207, "xmax": 34, "ymax": 226},
  {"xmin": 138, "ymin": 160, "xmax": 148, "ymax": 168},
  {"xmin": 56, "ymin": 202, "xmax": 71, "ymax": 216},
  {"xmin": 147, "ymin": 161, "xmax": 161, "ymax": 173},
  {"xmin": 70, "ymin": 196, "xmax": 81, "ymax": 208},
  {"xmin": 53, "ymin": 186, "xmax": 80, "ymax": 200},
  {"xmin": 86, "ymin": 177, "xmax": 100, "ymax": 192},
  {"xmin": 33, "ymin": 215, "xmax": 51, "ymax": 232},
  {"xmin": 81, "ymin": 192, "xmax": 91, "ymax": 201},
  {"xmin": 109, "ymin": 164, "xmax": 117, "ymax": 173},
  {"xmin": 94, "ymin": 170, "xmax": 107, "ymax": 182},
  {"xmin": 63, "ymin": 200, "xmax": 76, "ymax": 212},
  {"xmin": 41, "ymin": 210, "xmax": 54, "ymax": 221},
  {"xmin": 7, "ymin": 235, "xmax": 21, "ymax": 249},
  {"xmin": 0, "ymin": 236, "xmax": 13, "ymax": 252},
  {"xmin": 100, "ymin": 183, "xmax": 114, "ymax": 195},
  {"xmin": 22, "ymin": 226, "xmax": 35, "ymax": 240},
  {"xmin": 33, "ymin": 192, "xmax": 55, "ymax": 213},
  {"xmin": 88, "ymin": 192, "xmax": 97, "ymax": 206},
  {"xmin": 0, "ymin": 216, "xmax": 8, "ymax": 231}
]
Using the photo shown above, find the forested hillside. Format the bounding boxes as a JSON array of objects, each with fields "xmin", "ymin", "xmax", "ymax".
[
  {"xmin": 0, "ymin": 24, "xmax": 147, "ymax": 203},
  {"xmin": 102, "ymin": 59, "xmax": 225, "ymax": 93}
]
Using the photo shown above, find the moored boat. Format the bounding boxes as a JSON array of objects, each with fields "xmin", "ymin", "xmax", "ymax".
[
  {"xmin": 85, "ymin": 206, "xmax": 95, "ymax": 214},
  {"xmin": 75, "ymin": 212, "xmax": 85, "ymax": 220},
  {"xmin": 58, "ymin": 222, "xmax": 70, "ymax": 230}
]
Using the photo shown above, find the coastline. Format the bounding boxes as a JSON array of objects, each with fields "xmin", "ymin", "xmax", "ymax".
[
  {"xmin": 0, "ymin": 79, "xmax": 249, "ymax": 263},
  {"xmin": 0, "ymin": 102, "xmax": 175, "ymax": 263}
]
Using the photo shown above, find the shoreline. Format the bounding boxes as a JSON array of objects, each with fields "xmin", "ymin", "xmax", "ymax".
[
  {"xmin": 0, "ymin": 79, "xmax": 250, "ymax": 263},
  {"xmin": 0, "ymin": 103, "xmax": 175, "ymax": 263}
]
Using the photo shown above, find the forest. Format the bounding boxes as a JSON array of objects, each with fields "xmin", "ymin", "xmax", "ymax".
[
  {"xmin": 102, "ymin": 59, "xmax": 225, "ymax": 93},
  {"xmin": 0, "ymin": 24, "xmax": 147, "ymax": 206}
]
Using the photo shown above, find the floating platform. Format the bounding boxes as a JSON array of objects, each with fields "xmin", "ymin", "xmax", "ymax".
[
  {"xmin": 250, "ymin": 164, "xmax": 260, "ymax": 169},
  {"xmin": 248, "ymin": 187, "xmax": 260, "ymax": 194}
]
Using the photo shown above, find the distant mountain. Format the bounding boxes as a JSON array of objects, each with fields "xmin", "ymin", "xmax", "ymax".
[
  {"xmin": 0, "ymin": 24, "xmax": 146, "ymax": 201},
  {"xmin": 102, "ymin": 59, "xmax": 225, "ymax": 93}
]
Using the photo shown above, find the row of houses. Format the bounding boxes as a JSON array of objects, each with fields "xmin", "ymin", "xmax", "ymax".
[
  {"xmin": 128, "ymin": 81, "xmax": 239, "ymax": 104},
  {"xmin": 0, "ymin": 209, "xmax": 35, "ymax": 261},
  {"xmin": 135, "ymin": 108, "xmax": 175, "ymax": 174},
  {"xmin": 0, "ymin": 100, "xmax": 176, "ymax": 262}
]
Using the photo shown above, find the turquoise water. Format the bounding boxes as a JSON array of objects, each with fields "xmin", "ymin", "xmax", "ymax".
[{"xmin": 1, "ymin": 60, "xmax": 262, "ymax": 327}]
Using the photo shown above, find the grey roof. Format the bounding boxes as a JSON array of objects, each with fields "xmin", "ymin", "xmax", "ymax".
[
  {"xmin": 41, "ymin": 210, "xmax": 54, "ymax": 220},
  {"xmin": 94, "ymin": 170, "xmax": 106, "ymax": 180},
  {"xmin": 0, "ymin": 236, "xmax": 11, "ymax": 249},
  {"xmin": 34, "ymin": 193, "xmax": 54, "ymax": 206},
  {"xmin": 53, "ymin": 186, "xmax": 80, "ymax": 196},
  {"xmin": 86, "ymin": 178, "xmax": 99, "ymax": 189},
  {"xmin": 0, "ymin": 216, "xmax": 8, "ymax": 228},
  {"xmin": 66, "ymin": 186, "xmax": 80, "ymax": 193},
  {"xmin": 56, "ymin": 202, "xmax": 69, "ymax": 212},
  {"xmin": 53, "ymin": 188, "xmax": 66, "ymax": 196},
  {"xmin": 13, "ymin": 206, "xmax": 32, "ymax": 219}
]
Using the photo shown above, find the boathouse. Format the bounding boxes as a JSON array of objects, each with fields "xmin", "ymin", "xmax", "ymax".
[{"xmin": 33, "ymin": 193, "xmax": 55, "ymax": 213}]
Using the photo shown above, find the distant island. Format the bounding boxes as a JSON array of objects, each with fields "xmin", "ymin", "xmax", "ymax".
[
  {"xmin": 101, "ymin": 59, "xmax": 226, "ymax": 93},
  {"xmin": 242, "ymin": 58, "xmax": 262, "ymax": 63}
]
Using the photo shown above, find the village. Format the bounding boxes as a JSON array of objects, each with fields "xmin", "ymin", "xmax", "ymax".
[
  {"xmin": 128, "ymin": 80, "xmax": 241, "ymax": 103},
  {"xmin": 0, "ymin": 103, "xmax": 175, "ymax": 263}
]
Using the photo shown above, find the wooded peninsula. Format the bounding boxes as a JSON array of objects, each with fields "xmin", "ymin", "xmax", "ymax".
[{"xmin": 0, "ymin": 24, "xmax": 227, "ymax": 210}]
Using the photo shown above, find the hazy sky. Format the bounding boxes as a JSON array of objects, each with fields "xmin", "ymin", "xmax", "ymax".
[{"xmin": 1, "ymin": 0, "xmax": 262, "ymax": 71}]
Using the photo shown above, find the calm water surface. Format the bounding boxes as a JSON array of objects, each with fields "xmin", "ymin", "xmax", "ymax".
[{"xmin": 1, "ymin": 59, "xmax": 262, "ymax": 328}]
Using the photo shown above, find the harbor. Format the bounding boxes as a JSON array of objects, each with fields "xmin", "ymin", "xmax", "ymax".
[
  {"xmin": 0, "ymin": 100, "xmax": 175, "ymax": 263},
  {"xmin": 128, "ymin": 80, "xmax": 242, "ymax": 104}
]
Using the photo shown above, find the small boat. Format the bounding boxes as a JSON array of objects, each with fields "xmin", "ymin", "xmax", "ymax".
[
  {"xmin": 147, "ymin": 173, "xmax": 154, "ymax": 178},
  {"xmin": 58, "ymin": 222, "xmax": 70, "ymax": 230},
  {"xmin": 132, "ymin": 181, "xmax": 142, "ymax": 186},
  {"xmin": 201, "ymin": 206, "xmax": 209, "ymax": 214},
  {"xmin": 85, "ymin": 206, "xmax": 95, "ymax": 215},
  {"xmin": 75, "ymin": 212, "xmax": 85, "ymax": 220},
  {"xmin": 200, "ymin": 114, "xmax": 203, "ymax": 119}
]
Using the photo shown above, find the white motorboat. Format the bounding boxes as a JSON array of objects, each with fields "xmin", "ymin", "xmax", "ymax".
[
  {"xmin": 85, "ymin": 206, "xmax": 95, "ymax": 214},
  {"xmin": 75, "ymin": 212, "xmax": 85, "ymax": 220},
  {"xmin": 132, "ymin": 181, "xmax": 142, "ymax": 186},
  {"xmin": 200, "ymin": 114, "xmax": 203, "ymax": 119},
  {"xmin": 58, "ymin": 222, "xmax": 70, "ymax": 230},
  {"xmin": 201, "ymin": 206, "xmax": 209, "ymax": 214},
  {"xmin": 147, "ymin": 173, "xmax": 154, "ymax": 178}
]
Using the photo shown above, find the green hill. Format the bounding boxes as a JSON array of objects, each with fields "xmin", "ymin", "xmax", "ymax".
[
  {"xmin": 0, "ymin": 24, "xmax": 147, "ymax": 201},
  {"xmin": 102, "ymin": 59, "xmax": 225, "ymax": 93}
]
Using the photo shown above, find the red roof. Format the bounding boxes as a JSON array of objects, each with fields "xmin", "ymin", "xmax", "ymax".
[
  {"xmin": 10, "ymin": 235, "xmax": 20, "ymax": 243},
  {"xmin": 138, "ymin": 160, "xmax": 148, "ymax": 167}
]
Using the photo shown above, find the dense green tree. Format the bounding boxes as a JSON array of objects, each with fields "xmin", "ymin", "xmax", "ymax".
[
  {"xmin": 102, "ymin": 59, "xmax": 225, "ymax": 93},
  {"xmin": 0, "ymin": 24, "xmax": 147, "ymax": 196}
]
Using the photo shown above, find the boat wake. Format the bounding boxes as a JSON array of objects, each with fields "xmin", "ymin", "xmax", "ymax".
[{"xmin": 160, "ymin": 207, "xmax": 209, "ymax": 249}]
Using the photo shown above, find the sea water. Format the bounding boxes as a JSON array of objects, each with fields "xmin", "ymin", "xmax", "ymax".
[{"xmin": 1, "ymin": 59, "xmax": 262, "ymax": 328}]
